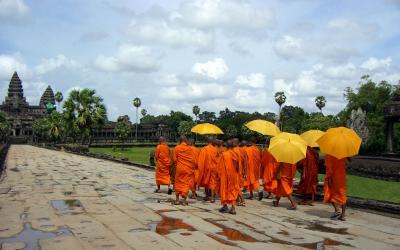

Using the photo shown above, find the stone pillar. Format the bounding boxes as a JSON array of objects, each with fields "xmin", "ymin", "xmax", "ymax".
[{"xmin": 385, "ymin": 119, "xmax": 394, "ymax": 153}]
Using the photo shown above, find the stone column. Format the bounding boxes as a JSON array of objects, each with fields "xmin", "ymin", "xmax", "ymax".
[{"xmin": 385, "ymin": 119, "xmax": 394, "ymax": 153}]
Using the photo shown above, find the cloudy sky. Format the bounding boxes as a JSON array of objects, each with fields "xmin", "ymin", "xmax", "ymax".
[{"xmin": 0, "ymin": 0, "xmax": 399, "ymax": 120}]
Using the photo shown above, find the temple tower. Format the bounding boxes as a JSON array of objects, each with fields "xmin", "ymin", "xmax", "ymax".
[{"xmin": 39, "ymin": 85, "xmax": 56, "ymax": 106}]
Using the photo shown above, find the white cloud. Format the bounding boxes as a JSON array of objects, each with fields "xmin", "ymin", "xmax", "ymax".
[
  {"xmin": 321, "ymin": 63, "xmax": 357, "ymax": 79},
  {"xmin": 128, "ymin": 19, "xmax": 213, "ymax": 50},
  {"xmin": 35, "ymin": 54, "xmax": 80, "ymax": 74},
  {"xmin": 161, "ymin": 81, "xmax": 228, "ymax": 101},
  {"xmin": 178, "ymin": 0, "xmax": 274, "ymax": 31},
  {"xmin": 360, "ymin": 57, "xmax": 392, "ymax": 71},
  {"xmin": 0, "ymin": 0, "xmax": 28, "ymax": 20},
  {"xmin": 273, "ymin": 79, "xmax": 296, "ymax": 97},
  {"xmin": 158, "ymin": 74, "xmax": 182, "ymax": 86},
  {"xmin": 327, "ymin": 18, "xmax": 379, "ymax": 41},
  {"xmin": 234, "ymin": 89, "xmax": 268, "ymax": 108},
  {"xmin": 273, "ymin": 35, "xmax": 303, "ymax": 59},
  {"xmin": 0, "ymin": 54, "xmax": 31, "ymax": 80},
  {"xmin": 235, "ymin": 73, "xmax": 265, "ymax": 88},
  {"xmin": 94, "ymin": 44, "xmax": 161, "ymax": 73},
  {"xmin": 191, "ymin": 58, "xmax": 228, "ymax": 79}
]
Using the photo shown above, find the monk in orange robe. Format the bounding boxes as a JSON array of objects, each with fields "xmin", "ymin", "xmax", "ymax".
[
  {"xmin": 154, "ymin": 137, "xmax": 172, "ymax": 194},
  {"xmin": 260, "ymin": 148, "xmax": 278, "ymax": 200},
  {"xmin": 188, "ymin": 139, "xmax": 200, "ymax": 199},
  {"xmin": 173, "ymin": 136, "xmax": 196, "ymax": 205},
  {"xmin": 324, "ymin": 154, "xmax": 348, "ymax": 221},
  {"xmin": 208, "ymin": 140, "xmax": 224, "ymax": 203},
  {"xmin": 232, "ymin": 138, "xmax": 245, "ymax": 206},
  {"xmin": 244, "ymin": 137, "xmax": 261, "ymax": 200},
  {"xmin": 297, "ymin": 147, "xmax": 319, "ymax": 205},
  {"xmin": 197, "ymin": 138, "xmax": 218, "ymax": 201},
  {"xmin": 217, "ymin": 140, "xmax": 241, "ymax": 215},
  {"xmin": 273, "ymin": 163, "xmax": 297, "ymax": 210}
]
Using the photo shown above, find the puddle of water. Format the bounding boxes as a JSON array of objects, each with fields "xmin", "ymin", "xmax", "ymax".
[
  {"xmin": 153, "ymin": 215, "xmax": 196, "ymax": 235},
  {"xmin": 50, "ymin": 200, "xmax": 82, "ymax": 212},
  {"xmin": 0, "ymin": 223, "xmax": 72, "ymax": 250},
  {"xmin": 206, "ymin": 220, "xmax": 258, "ymax": 243},
  {"xmin": 217, "ymin": 228, "xmax": 257, "ymax": 242},
  {"xmin": 112, "ymin": 184, "xmax": 133, "ymax": 190},
  {"xmin": 206, "ymin": 234, "xmax": 237, "ymax": 246},
  {"xmin": 306, "ymin": 223, "xmax": 348, "ymax": 235}
]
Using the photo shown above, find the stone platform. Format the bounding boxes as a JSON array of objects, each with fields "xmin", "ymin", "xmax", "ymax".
[{"xmin": 0, "ymin": 145, "xmax": 399, "ymax": 250}]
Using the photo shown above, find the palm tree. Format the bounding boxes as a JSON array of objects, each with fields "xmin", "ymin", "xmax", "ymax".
[
  {"xmin": 315, "ymin": 96, "xmax": 327, "ymax": 113},
  {"xmin": 55, "ymin": 91, "xmax": 63, "ymax": 111},
  {"xmin": 141, "ymin": 109, "xmax": 147, "ymax": 117},
  {"xmin": 274, "ymin": 91, "xmax": 287, "ymax": 129},
  {"xmin": 64, "ymin": 88, "xmax": 107, "ymax": 144},
  {"xmin": 133, "ymin": 97, "xmax": 141, "ymax": 141},
  {"xmin": 192, "ymin": 106, "xmax": 200, "ymax": 122}
]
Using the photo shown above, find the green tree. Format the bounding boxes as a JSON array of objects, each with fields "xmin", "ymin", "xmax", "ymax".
[
  {"xmin": 133, "ymin": 97, "xmax": 141, "ymax": 141},
  {"xmin": 55, "ymin": 91, "xmax": 63, "ymax": 110},
  {"xmin": 315, "ymin": 96, "xmax": 327, "ymax": 113},
  {"xmin": 274, "ymin": 91, "xmax": 287, "ymax": 129},
  {"xmin": 302, "ymin": 112, "xmax": 337, "ymax": 131},
  {"xmin": 192, "ymin": 106, "xmax": 200, "ymax": 121},
  {"xmin": 64, "ymin": 88, "xmax": 107, "ymax": 144},
  {"xmin": 225, "ymin": 124, "xmax": 238, "ymax": 138},
  {"xmin": 280, "ymin": 105, "xmax": 306, "ymax": 133},
  {"xmin": 33, "ymin": 118, "xmax": 50, "ymax": 142},
  {"xmin": 47, "ymin": 111, "xmax": 65, "ymax": 144},
  {"xmin": 198, "ymin": 111, "xmax": 217, "ymax": 123},
  {"xmin": 0, "ymin": 112, "xmax": 10, "ymax": 142},
  {"xmin": 177, "ymin": 120, "xmax": 196, "ymax": 136},
  {"xmin": 141, "ymin": 109, "xmax": 147, "ymax": 117},
  {"xmin": 341, "ymin": 77, "xmax": 395, "ymax": 153},
  {"xmin": 115, "ymin": 115, "xmax": 131, "ymax": 149}
]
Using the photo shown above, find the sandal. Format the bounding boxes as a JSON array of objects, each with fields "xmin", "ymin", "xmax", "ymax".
[
  {"xmin": 272, "ymin": 200, "xmax": 279, "ymax": 207},
  {"xmin": 287, "ymin": 206, "xmax": 297, "ymax": 210},
  {"xmin": 330, "ymin": 212, "xmax": 341, "ymax": 219}
]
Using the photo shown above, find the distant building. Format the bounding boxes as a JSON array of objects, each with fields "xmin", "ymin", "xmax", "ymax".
[
  {"xmin": 0, "ymin": 72, "xmax": 55, "ymax": 143},
  {"xmin": 0, "ymin": 72, "xmax": 175, "ymax": 144}
]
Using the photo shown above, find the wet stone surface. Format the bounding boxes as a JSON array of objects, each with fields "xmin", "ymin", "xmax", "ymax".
[{"xmin": 0, "ymin": 145, "xmax": 399, "ymax": 250}]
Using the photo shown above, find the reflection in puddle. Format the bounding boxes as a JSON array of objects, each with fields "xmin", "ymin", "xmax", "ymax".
[
  {"xmin": 154, "ymin": 215, "xmax": 196, "ymax": 235},
  {"xmin": 306, "ymin": 223, "xmax": 348, "ymax": 235},
  {"xmin": 0, "ymin": 223, "xmax": 72, "ymax": 250},
  {"xmin": 50, "ymin": 200, "xmax": 82, "ymax": 212},
  {"xmin": 217, "ymin": 228, "xmax": 257, "ymax": 242},
  {"xmin": 206, "ymin": 234, "xmax": 237, "ymax": 246}
]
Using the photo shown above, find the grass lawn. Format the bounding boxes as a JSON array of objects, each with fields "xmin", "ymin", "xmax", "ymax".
[
  {"xmin": 89, "ymin": 147, "xmax": 156, "ymax": 165},
  {"xmin": 91, "ymin": 147, "xmax": 400, "ymax": 204}
]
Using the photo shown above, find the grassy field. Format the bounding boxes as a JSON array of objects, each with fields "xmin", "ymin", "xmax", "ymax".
[{"xmin": 90, "ymin": 147, "xmax": 400, "ymax": 203}]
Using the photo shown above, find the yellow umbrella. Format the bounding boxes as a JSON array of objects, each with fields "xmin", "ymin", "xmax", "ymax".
[
  {"xmin": 245, "ymin": 119, "xmax": 280, "ymax": 136},
  {"xmin": 191, "ymin": 123, "xmax": 224, "ymax": 135},
  {"xmin": 300, "ymin": 130, "xmax": 325, "ymax": 147},
  {"xmin": 268, "ymin": 132, "xmax": 307, "ymax": 164},
  {"xmin": 317, "ymin": 127, "xmax": 362, "ymax": 159}
]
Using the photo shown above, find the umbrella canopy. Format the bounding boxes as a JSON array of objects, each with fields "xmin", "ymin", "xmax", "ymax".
[
  {"xmin": 191, "ymin": 123, "xmax": 224, "ymax": 135},
  {"xmin": 245, "ymin": 119, "xmax": 280, "ymax": 136},
  {"xmin": 268, "ymin": 132, "xmax": 307, "ymax": 164},
  {"xmin": 300, "ymin": 130, "xmax": 325, "ymax": 147},
  {"xmin": 317, "ymin": 127, "xmax": 362, "ymax": 159}
]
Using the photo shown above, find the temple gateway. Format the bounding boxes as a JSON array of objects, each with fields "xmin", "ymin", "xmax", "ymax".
[
  {"xmin": 0, "ymin": 72, "xmax": 55, "ymax": 143},
  {"xmin": 1, "ymin": 72, "xmax": 175, "ymax": 143}
]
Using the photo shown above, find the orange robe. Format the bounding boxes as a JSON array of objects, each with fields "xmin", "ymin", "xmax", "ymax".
[
  {"xmin": 233, "ymin": 146, "xmax": 246, "ymax": 187},
  {"xmin": 155, "ymin": 143, "xmax": 171, "ymax": 185},
  {"xmin": 209, "ymin": 146, "xmax": 224, "ymax": 191},
  {"xmin": 275, "ymin": 163, "xmax": 296, "ymax": 197},
  {"xmin": 261, "ymin": 149, "xmax": 278, "ymax": 193},
  {"xmin": 197, "ymin": 144, "xmax": 218, "ymax": 188},
  {"xmin": 244, "ymin": 145, "xmax": 261, "ymax": 191},
  {"xmin": 173, "ymin": 143, "xmax": 196, "ymax": 198},
  {"xmin": 324, "ymin": 155, "xmax": 347, "ymax": 205},
  {"xmin": 297, "ymin": 147, "xmax": 319, "ymax": 195},
  {"xmin": 190, "ymin": 146, "xmax": 200, "ymax": 191},
  {"xmin": 218, "ymin": 150, "xmax": 240, "ymax": 205}
]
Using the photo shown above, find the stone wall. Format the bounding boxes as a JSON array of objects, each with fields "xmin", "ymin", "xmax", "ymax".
[{"xmin": 0, "ymin": 144, "xmax": 10, "ymax": 178}]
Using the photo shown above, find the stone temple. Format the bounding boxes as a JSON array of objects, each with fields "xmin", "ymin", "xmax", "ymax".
[{"xmin": 0, "ymin": 72, "xmax": 55, "ymax": 143}]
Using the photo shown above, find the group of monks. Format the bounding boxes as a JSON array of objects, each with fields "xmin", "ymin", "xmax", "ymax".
[{"xmin": 154, "ymin": 136, "xmax": 347, "ymax": 220}]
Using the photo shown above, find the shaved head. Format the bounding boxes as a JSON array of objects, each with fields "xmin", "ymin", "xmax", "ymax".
[
  {"xmin": 179, "ymin": 135, "xmax": 188, "ymax": 144},
  {"xmin": 188, "ymin": 138, "xmax": 195, "ymax": 146},
  {"xmin": 232, "ymin": 138, "xmax": 239, "ymax": 147},
  {"xmin": 159, "ymin": 136, "xmax": 166, "ymax": 143}
]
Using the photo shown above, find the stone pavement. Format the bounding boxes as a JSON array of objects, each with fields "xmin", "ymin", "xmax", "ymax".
[{"xmin": 0, "ymin": 145, "xmax": 399, "ymax": 250}]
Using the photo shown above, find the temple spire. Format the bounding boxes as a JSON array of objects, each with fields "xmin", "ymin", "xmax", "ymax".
[
  {"xmin": 8, "ymin": 71, "xmax": 24, "ymax": 98},
  {"xmin": 40, "ymin": 85, "xmax": 56, "ymax": 106}
]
